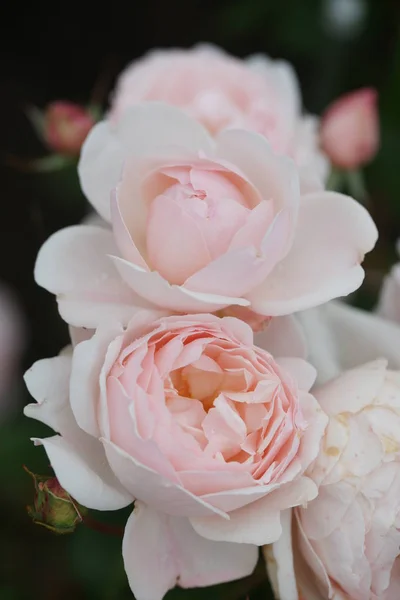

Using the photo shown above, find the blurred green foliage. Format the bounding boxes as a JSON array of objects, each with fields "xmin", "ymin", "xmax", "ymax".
[{"xmin": 1, "ymin": 0, "xmax": 400, "ymax": 597}]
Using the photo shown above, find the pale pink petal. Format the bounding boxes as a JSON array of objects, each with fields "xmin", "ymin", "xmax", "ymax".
[
  {"xmin": 102, "ymin": 439, "xmax": 227, "ymax": 518},
  {"xmin": 178, "ymin": 470, "xmax": 256, "ymax": 498},
  {"xmin": 111, "ymin": 255, "xmax": 249, "ymax": 311},
  {"xmin": 220, "ymin": 316, "xmax": 254, "ymax": 346},
  {"xmin": 78, "ymin": 121, "xmax": 125, "ymax": 221},
  {"xmin": 192, "ymin": 478, "xmax": 318, "ymax": 545},
  {"xmin": 263, "ymin": 510, "xmax": 299, "ymax": 600},
  {"xmin": 146, "ymin": 193, "xmax": 213, "ymax": 284},
  {"xmin": 35, "ymin": 226, "xmax": 144, "ymax": 328},
  {"xmin": 314, "ymin": 359, "xmax": 387, "ymax": 416},
  {"xmin": 123, "ymin": 504, "xmax": 177, "ymax": 600},
  {"xmin": 191, "ymin": 497, "xmax": 282, "ymax": 545},
  {"xmin": 298, "ymin": 301, "xmax": 400, "ymax": 385},
  {"xmin": 202, "ymin": 485, "xmax": 276, "ymax": 513},
  {"xmin": 70, "ymin": 322, "xmax": 124, "ymax": 437},
  {"xmin": 33, "ymin": 435, "xmax": 132, "ymax": 510},
  {"xmin": 295, "ymin": 510, "xmax": 332, "ymax": 600},
  {"xmin": 184, "ymin": 244, "xmax": 281, "ymax": 298},
  {"xmin": 296, "ymin": 391, "xmax": 329, "ymax": 470},
  {"xmin": 276, "ymin": 358, "xmax": 317, "ymax": 392},
  {"xmin": 123, "ymin": 503, "xmax": 258, "ymax": 600},
  {"xmin": 255, "ymin": 315, "xmax": 306, "ymax": 359},
  {"xmin": 24, "ymin": 355, "xmax": 76, "ymax": 435},
  {"xmin": 115, "ymin": 102, "xmax": 214, "ymax": 156},
  {"xmin": 216, "ymin": 129, "xmax": 300, "ymax": 225},
  {"xmin": 248, "ymin": 192, "xmax": 378, "ymax": 315},
  {"xmin": 111, "ymin": 191, "xmax": 149, "ymax": 269}
]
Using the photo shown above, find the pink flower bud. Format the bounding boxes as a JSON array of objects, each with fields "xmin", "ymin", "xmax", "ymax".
[
  {"xmin": 320, "ymin": 88, "xmax": 379, "ymax": 169},
  {"xmin": 44, "ymin": 101, "xmax": 95, "ymax": 156},
  {"xmin": 25, "ymin": 467, "xmax": 87, "ymax": 534}
]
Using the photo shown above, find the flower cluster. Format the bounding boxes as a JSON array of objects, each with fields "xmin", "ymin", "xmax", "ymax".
[{"xmin": 25, "ymin": 45, "xmax": 399, "ymax": 600}]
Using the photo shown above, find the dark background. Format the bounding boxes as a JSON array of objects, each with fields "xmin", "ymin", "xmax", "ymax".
[{"xmin": 0, "ymin": 1, "xmax": 399, "ymax": 598}]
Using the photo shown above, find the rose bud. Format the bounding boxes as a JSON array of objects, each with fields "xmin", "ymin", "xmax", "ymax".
[
  {"xmin": 320, "ymin": 88, "xmax": 379, "ymax": 169},
  {"xmin": 44, "ymin": 101, "xmax": 95, "ymax": 156},
  {"xmin": 25, "ymin": 467, "xmax": 86, "ymax": 534}
]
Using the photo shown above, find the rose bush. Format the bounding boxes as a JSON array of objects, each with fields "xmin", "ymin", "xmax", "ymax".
[
  {"xmin": 111, "ymin": 44, "xmax": 328, "ymax": 191},
  {"xmin": 34, "ymin": 103, "xmax": 377, "ymax": 329},
  {"xmin": 264, "ymin": 359, "xmax": 400, "ymax": 600},
  {"xmin": 25, "ymin": 312, "xmax": 327, "ymax": 600}
]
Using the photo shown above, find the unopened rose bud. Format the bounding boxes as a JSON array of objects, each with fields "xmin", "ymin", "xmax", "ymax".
[
  {"xmin": 25, "ymin": 467, "xmax": 86, "ymax": 534},
  {"xmin": 320, "ymin": 88, "xmax": 379, "ymax": 169},
  {"xmin": 44, "ymin": 101, "xmax": 95, "ymax": 156}
]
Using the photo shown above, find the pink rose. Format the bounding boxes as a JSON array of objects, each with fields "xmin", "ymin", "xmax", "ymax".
[
  {"xmin": 378, "ymin": 241, "xmax": 400, "ymax": 323},
  {"xmin": 35, "ymin": 103, "xmax": 377, "ymax": 329},
  {"xmin": 264, "ymin": 360, "xmax": 400, "ymax": 600},
  {"xmin": 111, "ymin": 45, "xmax": 328, "ymax": 192},
  {"xmin": 45, "ymin": 101, "xmax": 95, "ymax": 156},
  {"xmin": 24, "ymin": 312, "xmax": 327, "ymax": 600},
  {"xmin": 320, "ymin": 88, "xmax": 379, "ymax": 169}
]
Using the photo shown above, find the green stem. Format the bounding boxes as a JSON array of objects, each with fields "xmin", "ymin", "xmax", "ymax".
[
  {"xmin": 326, "ymin": 168, "xmax": 344, "ymax": 192},
  {"xmin": 345, "ymin": 169, "xmax": 370, "ymax": 206}
]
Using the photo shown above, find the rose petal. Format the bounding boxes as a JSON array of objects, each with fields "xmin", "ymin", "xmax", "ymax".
[
  {"xmin": 78, "ymin": 121, "xmax": 125, "ymax": 221},
  {"xmin": 263, "ymin": 510, "xmax": 298, "ymax": 600},
  {"xmin": 276, "ymin": 358, "xmax": 317, "ymax": 392},
  {"xmin": 70, "ymin": 322, "xmax": 124, "ymax": 437},
  {"xmin": 248, "ymin": 192, "xmax": 378, "ymax": 315},
  {"xmin": 33, "ymin": 435, "xmax": 132, "ymax": 510},
  {"xmin": 111, "ymin": 255, "xmax": 250, "ymax": 312},
  {"xmin": 191, "ymin": 477, "xmax": 317, "ymax": 545},
  {"xmin": 123, "ymin": 503, "xmax": 258, "ymax": 600},
  {"xmin": 24, "ymin": 355, "xmax": 76, "ymax": 436},
  {"xmin": 34, "ymin": 225, "xmax": 144, "ymax": 328},
  {"xmin": 102, "ymin": 439, "xmax": 227, "ymax": 518},
  {"xmin": 255, "ymin": 315, "xmax": 306, "ymax": 359},
  {"xmin": 298, "ymin": 301, "xmax": 400, "ymax": 385}
]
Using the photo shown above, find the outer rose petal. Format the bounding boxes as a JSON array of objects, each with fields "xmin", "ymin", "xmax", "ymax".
[
  {"xmin": 24, "ymin": 355, "xmax": 76, "ymax": 435},
  {"xmin": 78, "ymin": 121, "xmax": 126, "ymax": 222},
  {"xmin": 70, "ymin": 322, "xmax": 125, "ymax": 438},
  {"xmin": 263, "ymin": 510, "xmax": 298, "ymax": 600},
  {"xmin": 79, "ymin": 103, "xmax": 213, "ymax": 221},
  {"xmin": 102, "ymin": 439, "xmax": 227, "ymax": 518},
  {"xmin": 276, "ymin": 358, "xmax": 317, "ymax": 392},
  {"xmin": 24, "ymin": 354, "xmax": 132, "ymax": 511},
  {"xmin": 248, "ymin": 192, "xmax": 378, "ymax": 315},
  {"xmin": 123, "ymin": 503, "xmax": 258, "ymax": 600},
  {"xmin": 34, "ymin": 435, "xmax": 132, "ymax": 511},
  {"xmin": 298, "ymin": 301, "xmax": 400, "ymax": 384},
  {"xmin": 216, "ymin": 128, "xmax": 300, "ymax": 232},
  {"xmin": 111, "ymin": 255, "xmax": 250, "ymax": 312},
  {"xmin": 190, "ymin": 477, "xmax": 317, "ymax": 545},
  {"xmin": 34, "ymin": 225, "xmax": 146, "ymax": 328},
  {"xmin": 255, "ymin": 315, "xmax": 306, "ymax": 359}
]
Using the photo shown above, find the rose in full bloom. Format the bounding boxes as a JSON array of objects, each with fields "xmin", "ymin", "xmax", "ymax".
[
  {"xmin": 320, "ymin": 88, "xmax": 379, "ymax": 169},
  {"xmin": 264, "ymin": 360, "xmax": 400, "ymax": 600},
  {"xmin": 378, "ymin": 240, "xmax": 400, "ymax": 323},
  {"xmin": 34, "ymin": 103, "xmax": 377, "ymax": 329},
  {"xmin": 44, "ymin": 101, "xmax": 95, "ymax": 156},
  {"xmin": 110, "ymin": 45, "xmax": 328, "ymax": 192},
  {"xmin": 25, "ymin": 312, "xmax": 327, "ymax": 600}
]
